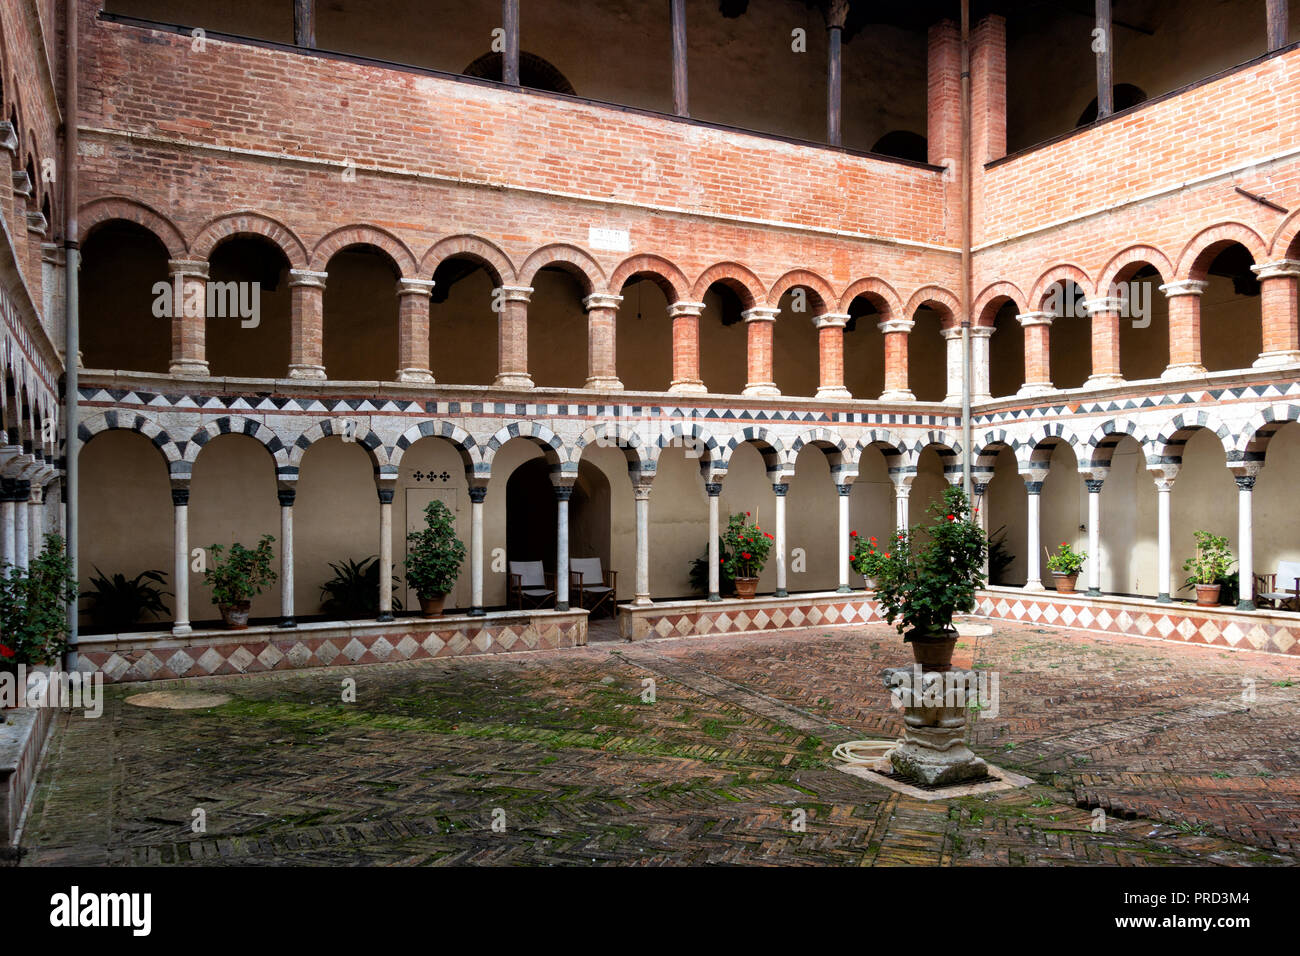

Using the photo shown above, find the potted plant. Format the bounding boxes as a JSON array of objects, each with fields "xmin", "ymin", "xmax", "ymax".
[
  {"xmin": 871, "ymin": 487, "xmax": 987, "ymax": 671},
  {"xmin": 1182, "ymin": 530, "xmax": 1234, "ymax": 607},
  {"xmin": 0, "ymin": 535, "xmax": 77, "ymax": 686},
  {"xmin": 405, "ymin": 499, "xmax": 466, "ymax": 617},
  {"xmin": 82, "ymin": 567, "xmax": 172, "ymax": 632},
  {"xmin": 319, "ymin": 555, "xmax": 403, "ymax": 619},
  {"xmin": 849, "ymin": 531, "xmax": 885, "ymax": 588},
  {"xmin": 1046, "ymin": 542, "xmax": 1087, "ymax": 594},
  {"xmin": 721, "ymin": 511, "xmax": 773, "ymax": 599},
  {"xmin": 688, "ymin": 538, "xmax": 735, "ymax": 597},
  {"xmin": 203, "ymin": 535, "xmax": 277, "ymax": 629}
]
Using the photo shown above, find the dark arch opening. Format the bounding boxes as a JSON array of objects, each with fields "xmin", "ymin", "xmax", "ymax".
[
  {"xmin": 463, "ymin": 51, "xmax": 575, "ymax": 95},
  {"xmin": 844, "ymin": 295, "xmax": 885, "ymax": 399},
  {"xmin": 700, "ymin": 281, "xmax": 749, "ymax": 394},
  {"xmin": 1076, "ymin": 84, "xmax": 1148, "ymax": 126},
  {"xmin": 429, "ymin": 255, "xmax": 499, "ymax": 386},
  {"xmin": 206, "ymin": 235, "xmax": 292, "ymax": 378},
  {"xmin": 870, "ymin": 130, "xmax": 928, "ymax": 162},
  {"xmin": 506, "ymin": 457, "xmax": 557, "ymax": 569},
  {"xmin": 323, "ymin": 244, "xmax": 401, "ymax": 381},
  {"xmin": 80, "ymin": 220, "xmax": 171, "ymax": 374},
  {"xmin": 1201, "ymin": 243, "xmax": 1262, "ymax": 372}
]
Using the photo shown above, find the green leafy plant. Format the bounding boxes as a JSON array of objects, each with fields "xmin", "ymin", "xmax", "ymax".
[
  {"xmin": 82, "ymin": 567, "xmax": 171, "ymax": 631},
  {"xmin": 405, "ymin": 500, "xmax": 465, "ymax": 598},
  {"xmin": 0, "ymin": 535, "xmax": 77, "ymax": 666},
  {"xmin": 987, "ymin": 525, "xmax": 1015, "ymax": 585},
  {"xmin": 720, "ymin": 512, "xmax": 773, "ymax": 580},
  {"xmin": 319, "ymin": 555, "xmax": 403, "ymax": 618},
  {"xmin": 871, "ymin": 487, "xmax": 987, "ymax": 639},
  {"xmin": 849, "ymin": 530, "xmax": 888, "ymax": 581},
  {"xmin": 1182, "ymin": 530, "xmax": 1234, "ymax": 586},
  {"xmin": 203, "ymin": 535, "xmax": 277, "ymax": 608},
  {"xmin": 1046, "ymin": 542, "xmax": 1087, "ymax": 576},
  {"xmin": 688, "ymin": 538, "xmax": 735, "ymax": 596}
]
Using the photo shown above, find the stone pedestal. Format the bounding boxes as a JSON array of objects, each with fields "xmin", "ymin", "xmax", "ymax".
[{"xmin": 882, "ymin": 666, "xmax": 989, "ymax": 786}]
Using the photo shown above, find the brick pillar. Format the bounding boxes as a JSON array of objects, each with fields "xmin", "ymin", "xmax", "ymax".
[
  {"xmin": 167, "ymin": 259, "xmax": 209, "ymax": 377},
  {"xmin": 1016, "ymin": 311, "xmax": 1053, "ymax": 396},
  {"xmin": 814, "ymin": 312, "xmax": 851, "ymax": 399},
  {"xmin": 742, "ymin": 307, "xmax": 780, "ymax": 396},
  {"xmin": 396, "ymin": 277, "xmax": 435, "ymax": 383},
  {"xmin": 667, "ymin": 300, "xmax": 706, "ymax": 393},
  {"xmin": 1251, "ymin": 260, "xmax": 1300, "ymax": 367},
  {"xmin": 287, "ymin": 269, "xmax": 327, "ymax": 379},
  {"xmin": 583, "ymin": 292, "xmax": 624, "ymax": 390},
  {"xmin": 1158, "ymin": 279, "xmax": 1208, "ymax": 379},
  {"xmin": 971, "ymin": 15, "xmax": 1007, "ymax": 164},
  {"xmin": 878, "ymin": 318, "xmax": 915, "ymax": 401},
  {"xmin": 494, "ymin": 285, "xmax": 534, "ymax": 390},
  {"xmin": 1082, "ymin": 296, "xmax": 1124, "ymax": 387}
]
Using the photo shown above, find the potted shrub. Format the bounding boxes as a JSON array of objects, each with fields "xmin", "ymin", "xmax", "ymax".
[
  {"xmin": 1182, "ymin": 530, "xmax": 1234, "ymax": 607},
  {"xmin": 405, "ymin": 499, "xmax": 466, "ymax": 617},
  {"xmin": 871, "ymin": 487, "xmax": 986, "ymax": 671},
  {"xmin": 0, "ymin": 535, "xmax": 77, "ymax": 687},
  {"xmin": 319, "ymin": 555, "xmax": 403, "ymax": 619},
  {"xmin": 82, "ymin": 567, "xmax": 172, "ymax": 632},
  {"xmin": 203, "ymin": 535, "xmax": 277, "ymax": 629},
  {"xmin": 721, "ymin": 511, "xmax": 773, "ymax": 599},
  {"xmin": 1046, "ymin": 542, "xmax": 1087, "ymax": 594},
  {"xmin": 688, "ymin": 538, "xmax": 735, "ymax": 597},
  {"xmin": 849, "ymin": 531, "xmax": 885, "ymax": 589}
]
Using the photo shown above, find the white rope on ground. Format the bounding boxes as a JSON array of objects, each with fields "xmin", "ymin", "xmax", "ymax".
[{"xmin": 831, "ymin": 739, "xmax": 900, "ymax": 764}]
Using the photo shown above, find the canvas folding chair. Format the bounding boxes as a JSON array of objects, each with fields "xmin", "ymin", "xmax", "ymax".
[
  {"xmin": 570, "ymin": 557, "xmax": 618, "ymax": 618},
  {"xmin": 508, "ymin": 560, "xmax": 555, "ymax": 610},
  {"xmin": 1256, "ymin": 561, "xmax": 1300, "ymax": 611}
]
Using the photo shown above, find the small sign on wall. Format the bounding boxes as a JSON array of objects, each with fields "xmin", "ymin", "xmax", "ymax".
[{"xmin": 588, "ymin": 226, "xmax": 630, "ymax": 252}]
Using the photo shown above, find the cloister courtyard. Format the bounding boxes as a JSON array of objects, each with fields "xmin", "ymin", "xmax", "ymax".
[{"xmin": 16, "ymin": 620, "xmax": 1299, "ymax": 867}]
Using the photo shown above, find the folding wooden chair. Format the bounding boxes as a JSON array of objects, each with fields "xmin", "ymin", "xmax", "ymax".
[
  {"xmin": 570, "ymin": 557, "xmax": 618, "ymax": 618},
  {"xmin": 508, "ymin": 560, "xmax": 556, "ymax": 610},
  {"xmin": 1255, "ymin": 561, "xmax": 1300, "ymax": 611}
]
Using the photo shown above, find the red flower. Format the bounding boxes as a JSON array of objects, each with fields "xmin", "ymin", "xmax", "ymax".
[
  {"xmin": 0, "ymin": 644, "xmax": 13, "ymax": 659},
  {"xmin": 1061, "ymin": 542, "xmax": 1068, "ymax": 547},
  {"xmin": 850, "ymin": 531, "xmax": 858, "ymax": 538},
  {"xmin": 884, "ymin": 552, "xmax": 891, "ymax": 559},
  {"xmin": 764, "ymin": 532, "xmax": 774, "ymax": 540},
  {"xmin": 746, "ymin": 511, "xmax": 751, "ymax": 517},
  {"xmin": 742, "ymin": 552, "xmax": 751, "ymax": 560}
]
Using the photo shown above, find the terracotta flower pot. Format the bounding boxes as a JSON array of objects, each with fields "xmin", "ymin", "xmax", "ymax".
[
  {"xmin": 1195, "ymin": 583, "xmax": 1221, "ymax": 607},
  {"xmin": 1052, "ymin": 571, "xmax": 1079, "ymax": 594},
  {"xmin": 905, "ymin": 627, "xmax": 959, "ymax": 672},
  {"xmin": 418, "ymin": 592, "xmax": 447, "ymax": 618},
  {"xmin": 219, "ymin": 601, "xmax": 252, "ymax": 630},
  {"xmin": 734, "ymin": 577, "xmax": 759, "ymax": 599}
]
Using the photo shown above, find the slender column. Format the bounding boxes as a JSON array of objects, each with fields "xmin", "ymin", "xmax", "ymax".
[
  {"xmin": 377, "ymin": 482, "xmax": 395, "ymax": 621},
  {"xmin": 1250, "ymin": 260, "xmax": 1300, "ymax": 367},
  {"xmin": 973, "ymin": 481, "xmax": 989, "ymax": 577},
  {"xmin": 278, "ymin": 488, "xmax": 296, "ymax": 627},
  {"xmin": 836, "ymin": 482, "xmax": 852, "ymax": 592},
  {"xmin": 1085, "ymin": 478, "xmax": 1103, "ymax": 596},
  {"xmin": 1016, "ymin": 311, "xmax": 1054, "ymax": 396},
  {"xmin": 1267, "ymin": 0, "xmax": 1289, "ymax": 51},
  {"xmin": 634, "ymin": 482, "xmax": 652, "ymax": 604},
  {"xmin": 815, "ymin": 313, "xmax": 851, "ymax": 399},
  {"xmin": 288, "ymin": 269, "xmax": 328, "ymax": 379},
  {"xmin": 396, "ymin": 278, "xmax": 436, "ymax": 383},
  {"xmin": 502, "ymin": 0, "xmax": 520, "ymax": 86},
  {"xmin": 667, "ymin": 301, "xmax": 707, "ymax": 393},
  {"xmin": 1159, "ymin": 280, "xmax": 1208, "ymax": 378},
  {"xmin": 826, "ymin": 0, "xmax": 848, "ymax": 145},
  {"xmin": 742, "ymin": 307, "xmax": 780, "ymax": 396},
  {"xmin": 494, "ymin": 285, "xmax": 534, "ymax": 389},
  {"xmin": 706, "ymin": 482, "xmax": 722, "ymax": 601},
  {"xmin": 773, "ymin": 482, "xmax": 789, "ymax": 597},
  {"xmin": 1236, "ymin": 474, "xmax": 1256, "ymax": 611},
  {"xmin": 583, "ymin": 292, "xmax": 624, "ymax": 390},
  {"xmin": 1024, "ymin": 479, "xmax": 1044, "ymax": 590},
  {"xmin": 469, "ymin": 486, "xmax": 487, "ymax": 615},
  {"xmin": 879, "ymin": 318, "xmax": 915, "ymax": 401},
  {"xmin": 941, "ymin": 327, "xmax": 964, "ymax": 404},
  {"xmin": 1094, "ymin": 0, "xmax": 1113, "ymax": 119},
  {"xmin": 294, "ymin": 0, "xmax": 316, "ymax": 47},
  {"xmin": 968, "ymin": 325, "xmax": 993, "ymax": 403},
  {"xmin": 1083, "ymin": 296, "xmax": 1124, "ymax": 386},
  {"xmin": 1154, "ymin": 475, "xmax": 1175, "ymax": 602},
  {"xmin": 893, "ymin": 479, "xmax": 911, "ymax": 532},
  {"xmin": 555, "ymin": 484, "xmax": 572, "ymax": 611},
  {"xmin": 12, "ymin": 480, "xmax": 28, "ymax": 571},
  {"xmin": 0, "ymin": 480, "xmax": 16, "ymax": 567},
  {"xmin": 671, "ymin": 0, "xmax": 688, "ymax": 117},
  {"xmin": 167, "ymin": 259, "xmax": 209, "ymax": 377},
  {"xmin": 171, "ymin": 486, "xmax": 191, "ymax": 635},
  {"xmin": 27, "ymin": 484, "xmax": 44, "ymax": 560}
]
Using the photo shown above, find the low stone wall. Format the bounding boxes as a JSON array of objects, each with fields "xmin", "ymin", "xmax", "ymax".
[
  {"xmin": 618, "ymin": 591, "xmax": 885, "ymax": 642},
  {"xmin": 73, "ymin": 609, "xmax": 589, "ymax": 684},
  {"xmin": 1, "ymin": 705, "xmax": 56, "ymax": 846}
]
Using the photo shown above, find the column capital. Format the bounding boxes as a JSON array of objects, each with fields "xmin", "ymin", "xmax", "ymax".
[
  {"xmin": 1022, "ymin": 478, "xmax": 1043, "ymax": 494},
  {"xmin": 376, "ymin": 481, "xmax": 396, "ymax": 504},
  {"xmin": 277, "ymin": 488, "xmax": 297, "ymax": 507},
  {"xmin": 469, "ymin": 486, "xmax": 488, "ymax": 504},
  {"xmin": 1085, "ymin": 478, "xmax": 1104, "ymax": 493},
  {"xmin": 1235, "ymin": 474, "xmax": 1257, "ymax": 491},
  {"xmin": 877, "ymin": 318, "xmax": 914, "ymax": 334},
  {"xmin": 634, "ymin": 481, "xmax": 654, "ymax": 501},
  {"xmin": 813, "ymin": 312, "xmax": 850, "ymax": 329},
  {"xmin": 167, "ymin": 258, "xmax": 209, "ymax": 279},
  {"xmin": 772, "ymin": 482, "xmax": 789, "ymax": 496},
  {"xmin": 1250, "ymin": 259, "xmax": 1300, "ymax": 280},
  {"xmin": 667, "ymin": 300, "xmax": 707, "ymax": 318},
  {"xmin": 396, "ymin": 277, "xmax": 436, "ymax": 296},
  {"xmin": 1015, "ymin": 311, "xmax": 1054, "ymax": 327},
  {"xmin": 836, "ymin": 483, "xmax": 853, "ymax": 497},
  {"xmin": 972, "ymin": 481, "xmax": 988, "ymax": 496},
  {"xmin": 1159, "ymin": 279, "xmax": 1208, "ymax": 297},
  {"xmin": 967, "ymin": 324, "xmax": 995, "ymax": 339},
  {"xmin": 495, "ymin": 285, "xmax": 534, "ymax": 303},
  {"xmin": 553, "ymin": 483, "xmax": 575, "ymax": 501},
  {"xmin": 582, "ymin": 292, "xmax": 623, "ymax": 311},
  {"xmin": 741, "ymin": 307, "xmax": 780, "ymax": 323},
  {"xmin": 704, "ymin": 482, "xmax": 722, "ymax": 497},
  {"xmin": 288, "ymin": 269, "xmax": 328, "ymax": 289},
  {"xmin": 940, "ymin": 326, "xmax": 965, "ymax": 341},
  {"xmin": 1081, "ymin": 296, "xmax": 1123, "ymax": 314},
  {"xmin": 170, "ymin": 487, "xmax": 191, "ymax": 507}
]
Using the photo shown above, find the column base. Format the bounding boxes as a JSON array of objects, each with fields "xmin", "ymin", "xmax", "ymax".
[
  {"xmin": 1086, "ymin": 587, "xmax": 1101, "ymax": 597},
  {"xmin": 556, "ymin": 602, "xmax": 570, "ymax": 612},
  {"xmin": 171, "ymin": 623, "xmax": 192, "ymax": 637},
  {"xmin": 634, "ymin": 595, "xmax": 653, "ymax": 606},
  {"xmin": 878, "ymin": 388, "xmax": 915, "ymax": 402},
  {"xmin": 1157, "ymin": 592, "xmax": 1172, "ymax": 604},
  {"xmin": 1023, "ymin": 580, "xmax": 1044, "ymax": 591},
  {"xmin": 169, "ymin": 360, "xmax": 210, "ymax": 378},
  {"xmin": 1160, "ymin": 363, "xmax": 1206, "ymax": 380},
  {"xmin": 774, "ymin": 588, "xmax": 789, "ymax": 598},
  {"xmin": 707, "ymin": 593, "xmax": 722, "ymax": 602},
  {"xmin": 742, "ymin": 382, "xmax": 781, "ymax": 397},
  {"xmin": 1016, "ymin": 382, "xmax": 1055, "ymax": 398},
  {"xmin": 1253, "ymin": 350, "xmax": 1300, "ymax": 369},
  {"xmin": 288, "ymin": 364, "xmax": 327, "ymax": 379},
  {"xmin": 1084, "ymin": 373, "xmax": 1125, "ymax": 389},
  {"xmin": 1236, "ymin": 599, "xmax": 1256, "ymax": 611},
  {"xmin": 278, "ymin": 618, "xmax": 297, "ymax": 629},
  {"xmin": 467, "ymin": 606, "xmax": 487, "ymax": 617},
  {"xmin": 377, "ymin": 613, "xmax": 394, "ymax": 622},
  {"xmin": 493, "ymin": 373, "xmax": 535, "ymax": 389},
  {"xmin": 668, "ymin": 380, "xmax": 707, "ymax": 394},
  {"xmin": 397, "ymin": 367, "xmax": 435, "ymax": 383},
  {"xmin": 815, "ymin": 386, "xmax": 852, "ymax": 400},
  {"xmin": 836, "ymin": 585, "xmax": 853, "ymax": 594},
  {"xmin": 583, "ymin": 375, "xmax": 624, "ymax": 391}
]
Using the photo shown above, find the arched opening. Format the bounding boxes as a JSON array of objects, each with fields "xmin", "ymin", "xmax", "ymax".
[
  {"xmin": 1095, "ymin": 435, "xmax": 1153, "ymax": 595},
  {"xmin": 720, "ymin": 442, "xmax": 778, "ymax": 595},
  {"xmin": 772, "ymin": 286, "xmax": 825, "ymax": 397},
  {"xmin": 429, "ymin": 255, "xmax": 499, "ymax": 386},
  {"xmin": 844, "ymin": 295, "xmax": 885, "ymax": 399},
  {"xmin": 463, "ymin": 50, "xmax": 576, "ymax": 94},
  {"xmin": 615, "ymin": 275, "xmax": 673, "ymax": 391},
  {"xmin": 1036, "ymin": 441, "xmax": 1084, "ymax": 591},
  {"xmin": 528, "ymin": 266, "xmax": 590, "ymax": 389},
  {"xmin": 205, "ymin": 236, "xmax": 292, "ymax": 378},
  {"xmin": 1170, "ymin": 428, "xmax": 1236, "ymax": 601},
  {"xmin": 649, "ymin": 444, "xmax": 708, "ymax": 599},
  {"xmin": 79, "ymin": 220, "xmax": 171, "ymax": 373},
  {"xmin": 1253, "ymin": 421, "xmax": 1300, "ymax": 594},
  {"xmin": 323, "ymin": 245, "xmax": 401, "ymax": 381},
  {"xmin": 988, "ymin": 300, "xmax": 1023, "ymax": 398},
  {"xmin": 1045, "ymin": 280, "xmax": 1090, "ymax": 389},
  {"xmin": 699, "ymin": 281, "xmax": 749, "ymax": 395},
  {"xmin": 394, "ymin": 436, "xmax": 472, "ymax": 612},
  {"xmin": 870, "ymin": 130, "xmax": 928, "ymax": 162},
  {"xmin": 984, "ymin": 446, "xmax": 1026, "ymax": 586},
  {"xmin": 1117, "ymin": 263, "xmax": 1169, "ymax": 382},
  {"xmin": 1197, "ymin": 242, "xmax": 1262, "ymax": 372},
  {"xmin": 573, "ymin": 441, "xmax": 638, "ymax": 602},
  {"xmin": 849, "ymin": 445, "xmax": 898, "ymax": 581},
  {"xmin": 908, "ymin": 307, "xmax": 946, "ymax": 402},
  {"xmin": 788, "ymin": 444, "xmax": 838, "ymax": 591},
  {"xmin": 506, "ymin": 457, "xmax": 557, "ymax": 569},
  {"xmin": 913, "ymin": 446, "xmax": 953, "ymax": 518},
  {"xmin": 570, "ymin": 458, "xmax": 612, "ymax": 578},
  {"xmin": 1076, "ymin": 83, "xmax": 1149, "ymax": 125}
]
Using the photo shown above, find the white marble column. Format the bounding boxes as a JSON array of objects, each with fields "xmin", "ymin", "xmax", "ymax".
[
  {"xmin": 634, "ymin": 482, "xmax": 652, "ymax": 604},
  {"xmin": 469, "ymin": 486, "xmax": 487, "ymax": 615},
  {"xmin": 941, "ymin": 327, "xmax": 964, "ymax": 405},
  {"xmin": 1155, "ymin": 475, "xmax": 1175, "ymax": 602},
  {"xmin": 773, "ymin": 482, "xmax": 789, "ymax": 596},
  {"xmin": 0, "ymin": 490, "xmax": 15, "ymax": 567},
  {"xmin": 28, "ymin": 484, "xmax": 45, "ymax": 560},
  {"xmin": 12, "ymin": 480, "xmax": 29, "ymax": 571},
  {"xmin": 377, "ymin": 482, "xmax": 395, "ymax": 621},
  {"xmin": 1024, "ymin": 479, "xmax": 1044, "ymax": 590},
  {"xmin": 172, "ymin": 486, "xmax": 191, "ymax": 635},
  {"xmin": 555, "ymin": 484, "xmax": 572, "ymax": 611},
  {"xmin": 973, "ymin": 481, "xmax": 989, "ymax": 577},
  {"xmin": 893, "ymin": 479, "xmax": 911, "ymax": 532},
  {"xmin": 278, "ymin": 487, "xmax": 296, "ymax": 627},
  {"xmin": 836, "ymin": 481, "xmax": 852, "ymax": 592},
  {"xmin": 969, "ymin": 325, "xmax": 994, "ymax": 403},
  {"xmin": 706, "ymin": 481, "xmax": 722, "ymax": 601},
  {"xmin": 1085, "ymin": 478, "xmax": 1103, "ymax": 596},
  {"xmin": 1236, "ymin": 474, "xmax": 1255, "ymax": 611}
]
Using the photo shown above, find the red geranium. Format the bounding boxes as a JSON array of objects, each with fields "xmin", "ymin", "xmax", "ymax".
[{"xmin": 0, "ymin": 644, "xmax": 13, "ymax": 659}]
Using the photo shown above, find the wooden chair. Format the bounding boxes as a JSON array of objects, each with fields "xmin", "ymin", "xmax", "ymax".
[
  {"xmin": 1255, "ymin": 561, "xmax": 1300, "ymax": 611},
  {"xmin": 570, "ymin": 557, "xmax": 617, "ymax": 618},
  {"xmin": 508, "ymin": 560, "xmax": 555, "ymax": 610}
]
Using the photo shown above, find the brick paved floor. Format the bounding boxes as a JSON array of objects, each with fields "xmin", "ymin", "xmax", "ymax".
[{"xmin": 16, "ymin": 620, "xmax": 1300, "ymax": 866}]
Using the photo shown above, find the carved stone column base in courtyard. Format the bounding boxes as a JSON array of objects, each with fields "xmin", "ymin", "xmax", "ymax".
[{"xmin": 883, "ymin": 667, "xmax": 989, "ymax": 787}]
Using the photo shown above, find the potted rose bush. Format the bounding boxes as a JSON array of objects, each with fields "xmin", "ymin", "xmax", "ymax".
[
  {"xmin": 1182, "ymin": 530, "xmax": 1234, "ymax": 607},
  {"xmin": 849, "ymin": 531, "xmax": 886, "ymax": 588},
  {"xmin": 405, "ymin": 499, "xmax": 465, "ymax": 617},
  {"xmin": 721, "ymin": 511, "xmax": 773, "ymax": 599},
  {"xmin": 1046, "ymin": 542, "xmax": 1087, "ymax": 594},
  {"xmin": 203, "ymin": 535, "xmax": 277, "ymax": 629},
  {"xmin": 870, "ymin": 487, "xmax": 986, "ymax": 671},
  {"xmin": 0, "ymin": 535, "xmax": 77, "ymax": 684}
]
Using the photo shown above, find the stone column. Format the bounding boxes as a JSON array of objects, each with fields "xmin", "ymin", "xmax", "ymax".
[
  {"xmin": 583, "ymin": 293, "xmax": 624, "ymax": 390},
  {"xmin": 1159, "ymin": 280, "xmax": 1208, "ymax": 378},
  {"xmin": 1024, "ymin": 478, "xmax": 1044, "ymax": 590},
  {"xmin": 288, "ymin": 269, "xmax": 328, "ymax": 379},
  {"xmin": 555, "ymin": 484, "xmax": 572, "ymax": 611},
  {"xmin": 1083, "ymin": 296, "xmax": 1124, "ymax": 387},
  {"xmin": 814, "ymin": 313, "xmax": 852, "ymax": 399},
  {"xmin": 667, "ymin": 301, "xmax": 707, "ymax": 393},
  {"xmin": 773, "ymin": 482, "xmax": 789, "ymax": 596},
  {"xmin": 634, "ymin": 482, "xmax": 653, "ymax": 604},
  {"xmin": 706, "ymin": 482, "xmax": 722, "ymax": 601},
  {"xmin": 893, "ymin": 478, "xmax": 911, "ymax": 532},
  {"xmin": 1235, "ymin": 474, "xmax": 1256, "ymax": 611},
  {"xmin": 1085, "ymin": 478, "xmax": 1103, "ymax": 596},
  {"xmin": 1154, "ymin": 475, "xmax": 1175, "ymax": 602},
  {"xmin": 469, "ymin": 486, "xmax": 487, "ymax": 615},
  {"xmin": 494, "ymin": 285, "xmax": 534, "ymax": 389},
  {"xmin": 12, "ymin": 479, "xmax": 29, "ymax": 571},
  {"xmin": 1250, "ymin": 260, "xmax": 1300, "ymax": 367},
  {"xmin": 377, "ymin": 481, "xmax": 395, "ymax": 621},
  {"xmin": 1016, "ymin": 312, "xmax": 1054, "ymax": 396},
  {"xmin": 278, "ymin": 487, "xmax": 296, "ymax": 627},
  {"xmin": 969, "ymin": 325, "xmax": 993, "ymax": 403},
  {"xmin": 0, "ymin": 481, "xmax": 16, "ymax": 567},
  {"xmin": 973, "ymin": 480, "xmax": 989, "ymax": 576},
  {"xmin": 837, "ymin": 481, "xmax": 852, "ymax": 592},
  {"xmin": 168, "ymin": 259, "xmax": 210, "ymax": 377},
  {"xmin": 742, "ymin": 307, "xmax": 781, "ymax": 396},
  {"xmin": 172, "ymin": 485, "xmax": 191, "ymax": 635},
  {"xmin": 941, "ymin": 327, "xmax": 964, "ymax": 404},
  {"xmin": 396, "ymin": 277, "xmax": 436, "ymax": 383},
  {"xmin": 27, "ymin": 483, "xmax": 44, "ymax": 560},
  {"xmin": 879, "ymin": 318, "xmax": 915, "ymax": 401}
]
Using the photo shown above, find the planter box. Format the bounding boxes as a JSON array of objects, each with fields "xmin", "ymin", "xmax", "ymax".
[{"xmin": 1, "ymin": 706, "xmax": 56, "ymax": 847}]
